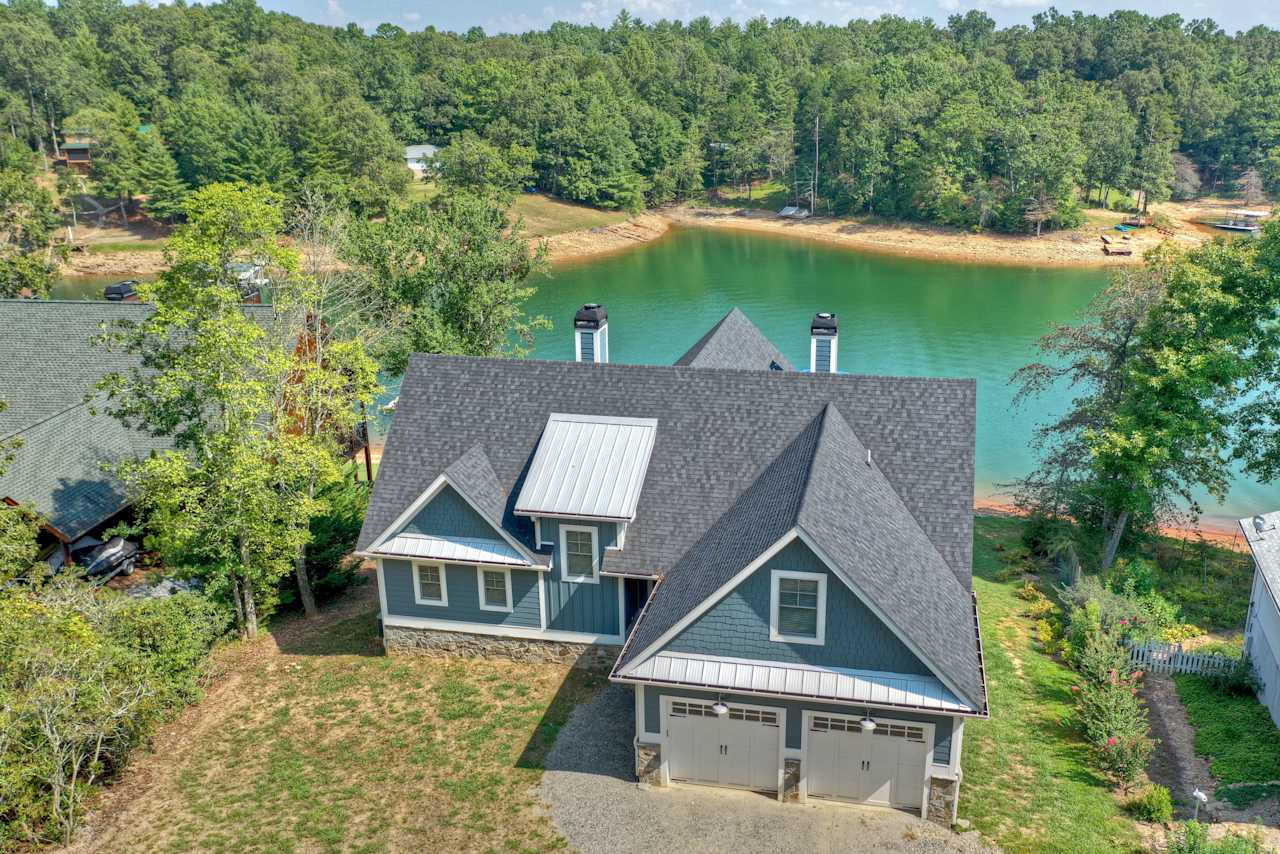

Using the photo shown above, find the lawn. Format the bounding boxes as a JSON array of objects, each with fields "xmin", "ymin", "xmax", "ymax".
[
  {"xmin": 1174, "ymin": 675, "xmax": 1280, "ymax": 791},
  {"xmin": 86, "ymin": 238, "xmax": 168, "ymax": 253},
  {"xmin": 960, "ymin": 517, "xmax": 1143, "ymax": 854},
  {"xmin": 406, "ymin": 180, "xmax": 629, "ymax": 238},
  {"xmin": 74, "ymin": 595, "xmax": 603, "ymax": 853},
  {"xmin": 1145, "ymin": 536, "xmax": 1255, "ymax": 631},
  {"xmin": 705, "ymin": 179, "xmax": 790, "ymax": 211}
]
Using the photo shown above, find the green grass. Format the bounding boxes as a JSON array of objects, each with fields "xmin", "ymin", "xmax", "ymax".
[
  {"xmin": 1173, "ymin": 675, "xmax": 1280, "ymax": 787},
  {"xmin": 1146, "ymin": 536, "xmax": 1255, "ymax": 631},
  {"xmin": 1217, "ymin": 783, "xmax": 1280, "ymax": 809},
  {"xmin": 86, "ymin": 238, "xmax": 168, "ymax": 253},
  {"xmin": 405, "ymin": 181, "xmax": 628, "ymax": 238},
  {"xmin": 960, "ymin": 517, "xmax": 1143, "ymax": 853},
  {"xmin": 93, "ymin": 607, "xmax": 602, "ymax": 852},
  {"xmin": 705, "ymin": 179, "xmax": 790, "ymax": 211}
]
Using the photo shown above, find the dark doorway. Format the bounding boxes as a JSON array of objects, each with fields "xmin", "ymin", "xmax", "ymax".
[{"xmin": 623, "ymin": 577, "xmax": 654, "ymax": 631}]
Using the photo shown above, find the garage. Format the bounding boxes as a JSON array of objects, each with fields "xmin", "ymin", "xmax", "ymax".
[
  {"xmin": 663, "ymin": 698, "xmax": 782, "ymax": 792},
  {"xmin": 804, "ymin": 713, "xmax": 931, "ymax": 810}
]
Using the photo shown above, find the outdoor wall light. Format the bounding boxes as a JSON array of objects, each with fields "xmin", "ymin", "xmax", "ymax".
[
  {"xmin": 711, "ymin": 698, "xmax": 729, "ymax": 716},
  {"xmin": 859, "ymin": 707, "xmax": 877, "ymax": 732}
]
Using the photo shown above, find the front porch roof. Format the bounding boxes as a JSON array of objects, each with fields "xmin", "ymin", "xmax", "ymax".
[
  {"xmin": 617, "ymin": 651, "xmax": 979, "ymax": 715},
  {"xmin": 368, "ymin": 532, "xmax": 548, "ymax": 568}
]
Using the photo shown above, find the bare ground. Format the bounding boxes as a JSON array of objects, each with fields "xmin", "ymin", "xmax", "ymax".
[{"xmin": 1140, "ymin": 674, "xmax": 1280, "ymax": 850}]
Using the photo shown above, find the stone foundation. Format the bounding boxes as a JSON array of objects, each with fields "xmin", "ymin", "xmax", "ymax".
[
  {"xmin": 926, "ymin": 775, "xmax": 960, "ymax": 828},
  {"xmin": 782, "ymin": 758, "xmax": 801, "ymax": 802},
  {"xmin": 383, "ymin": 624, "xmax": 619, "ymax": 672},
  {"xmin": 635, "ymin": 741, "xmax": 662, "ymax": 786}
]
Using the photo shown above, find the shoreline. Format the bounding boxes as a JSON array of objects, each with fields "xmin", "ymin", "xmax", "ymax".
[
  {"xmin": 62, "ymin": 196, "xmax": 1243, "ymax": 279},
  {"xmin": 974, "ymin": 497, "xmax": 1245, "ymax": 551}
]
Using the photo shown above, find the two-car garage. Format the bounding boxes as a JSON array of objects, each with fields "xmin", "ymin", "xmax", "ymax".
[{"xmin": 659, "ymin": 696, "xmax": 934, "ymax": 813}]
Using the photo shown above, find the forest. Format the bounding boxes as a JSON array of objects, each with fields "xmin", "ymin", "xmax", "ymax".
[{"xmin": 2, "ymin": 1, "xmax": 1280, "ymax": 234}]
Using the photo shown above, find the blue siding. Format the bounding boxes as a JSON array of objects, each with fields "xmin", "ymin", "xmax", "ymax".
[
  {"xmin": 383, "ymin": 558, "xmax": 540, "ymax": 628},
  {"xmin": 640, "ymin": 685, "xmax": 954, "ymax": 765},
  {"xmin": 539, "ymin": 517, "xmax": 620, "ymax": 636},
  {"xmin": 400, "ymin": 485, "xmax": 497, "ymax": 540},
  {"xmin": 814, "ymin": 337, "xmax": 832, "ymax": 372},
  {"xmin": 579, "ymin": 330, "xmax": 594, "ymax": 361},
  {"xmin": 664, "ymin": 540, "xmax": 930, "ymax": 675}
]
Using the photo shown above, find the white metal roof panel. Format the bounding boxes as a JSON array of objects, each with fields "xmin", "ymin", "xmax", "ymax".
[
  {"xmin": 625, "ymin": 651, "xmax": 975, "ymax": 714},
  {"xmin": 1242, "ymin": 511, "xmax": 1280, "ymax": 602},
  {"xmin": 371, "ymin": 533, "xmax": 532, "ymax": 567},
  {"xmin": 514, "ymin": 413, "xmax": 658, "ymax": 520}
]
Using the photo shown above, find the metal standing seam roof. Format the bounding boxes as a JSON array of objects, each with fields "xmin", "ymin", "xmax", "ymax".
[
  {"xmin": 624, "ymin": 651, "xmax": 975, "ymax": 714},
  {"xmin": 369, "ymin": 533, "xmax": 532, "ymax": 566},
  {"xmin": 514, "ymin": 413, "xmax": 658, "ymax": 521},
  {"xmin": 1242, "ymin": 511, "xmax": 1280, "ymax": 603}
]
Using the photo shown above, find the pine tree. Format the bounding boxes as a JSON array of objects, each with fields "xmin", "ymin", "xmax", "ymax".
[
  {"xmin": 137, "ymin": 130, "xmax": 188, "ymax": 224},
  {"xmin": 228, "ymin": 105, "xmax": 295, "ymax": 189}
]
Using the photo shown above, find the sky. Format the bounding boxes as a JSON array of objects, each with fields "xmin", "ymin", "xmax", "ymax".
[{"xmin": 262, "ymin": 0, "xmax": 1279, "ymax": 39}]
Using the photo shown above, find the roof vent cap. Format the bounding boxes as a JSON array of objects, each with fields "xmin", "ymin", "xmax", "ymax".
[
  {"xmin": 574, "ymin": 303, "xmax": 608, "ymax": 329},
  {"xmin": 1255, "ymin": 515, "xmax": 1269, "ymax": 535}
]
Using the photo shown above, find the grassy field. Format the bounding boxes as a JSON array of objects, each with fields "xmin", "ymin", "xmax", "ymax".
[
  {"xmin": 75, "ymin": 596, "xmax": 603, "ymax": 853},
  {"xmin": 85, "ymin": 238, "xmax": 168, "ymax": 253},
  {"xmin": 706, "ymin": 179, "xmax": 791, "ymax": 211},
  {"xmin": 960, "ymin": 517, "xmax": 1143, "ymax": 854},
  {"xmin": 406, "ymin": 180, "xmax": 629, "ymax": 238},
  {"xmin": 1146, "ymin": 536, "xmax": 1255, "ymax": 632}
]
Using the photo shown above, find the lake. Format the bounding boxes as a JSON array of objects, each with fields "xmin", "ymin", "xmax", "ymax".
[{"xmin": 55, "ymin": 226, "xmax": 1269, "ymax": 529}]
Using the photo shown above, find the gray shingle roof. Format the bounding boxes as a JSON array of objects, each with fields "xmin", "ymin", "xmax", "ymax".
[
  {"xmin": 674, "ymin": 307, "xmax": 794, "ymax": 372},
  {"xmin": 614, "ymin": 404, "xmax": 984, "ymax": 709},
  {"xmin": 0, "ymin": 299, "xmax": 275, "ymax": 538},
  {"xmin": 1242, "ymin": 511, "xmax": 1280, "ymax": 606}
]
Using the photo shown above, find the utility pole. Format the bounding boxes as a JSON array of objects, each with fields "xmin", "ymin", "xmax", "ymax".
[{"xmin": 811, "ymin": 112, "xmax": 819, "ymax": 215}]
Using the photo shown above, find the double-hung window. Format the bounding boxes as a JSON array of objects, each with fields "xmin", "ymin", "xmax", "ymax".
[
  {"xmin": 478, "ymin": 567, "xmax": 513, "ymax": 612},
  {"xmin": 560, "ymin": 525, "xmax": 599, "ymax": 583},
  {"xmin": 770, "ymin": 570, "xmax": 826, "ymax": 644},
  {"xmin": 413, "ymin": 563, "xmax": 447, "ymax": 606}
]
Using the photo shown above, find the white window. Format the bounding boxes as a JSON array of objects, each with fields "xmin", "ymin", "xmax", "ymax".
[
  {"xmin": 769, "ymin": 570, "xmax": 826, "ymax": 644},
  {"xmin": 477, "ymin": 567, "xmax": 513, "ymax": 612},
  {"xmin": 560, "ymin": 524, "xmax": 599, "ymax": 583},
  {"xmin": 413, "ymin": 563, "xmax": 448, "ymax": 606}
]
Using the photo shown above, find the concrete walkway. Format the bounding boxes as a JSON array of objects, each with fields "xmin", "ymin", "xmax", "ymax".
[{"xmin": 539, "ymin": 684, "xmax": 996, "ymax": 854}]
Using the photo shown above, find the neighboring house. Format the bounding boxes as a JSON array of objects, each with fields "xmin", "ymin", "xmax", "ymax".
[
  {"xmin": 0, "ymin": 300, "xmax": 275, "ymax": 562},
  {"xmin": 404, "ymin": 144, "xmax": 439, "ymax": 176},
  {"xmin": 1242, "ymin": 511, "xmax": 1280, "ymax": 727},
  {"xmin": 357, "ymin": 304, "xmax": 988, "ymax": 825},
  {"xmin": 58, "ymin": 129, "xmax": 95, "ymax": 174}
]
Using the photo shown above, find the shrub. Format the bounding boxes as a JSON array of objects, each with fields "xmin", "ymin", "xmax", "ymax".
[
  {"xmin": 1167, "ymin": 821, "xmax": 1267, "ymax": 854},
  {"xmin": 1017, "ymin": 581, "xmax": 1040, "ymax": 601},
  {"xmin": 1203, "ymin": 656, "xmax": 1261, "ymax": 697},
  {"xmin": 1161, "ymin": 623, "xmax": 1205, "ymax": 643},
  {"xmin": 300, "ymin": 477, "xmax": 369, "ymax": 604},
  {"xmin": 1072, "ymin": 668, "xmax": 1154, "ymax": 790},
  {"xmin": 1074, "ymin": 627, "xmax": 1130, "ymax": 684},
  {"xmin": 1126, "ymin": 785, "xmax": 1174, "ymax": 823},
  {"xmin": 103, "ymin": 592, "xmax": 229, "ymax": 703},
  {"xmin": 1111, "ymin": 557, "xmax": 1157, "ymax": 596}
]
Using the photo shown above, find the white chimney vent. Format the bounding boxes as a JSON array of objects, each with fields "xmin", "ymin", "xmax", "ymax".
[
  {"xmin": 810, "ymin": 312, "xmax": 838, "ymax": 373},
  {"xmin": 574, "ymin": 303, "xmax": 609, "ymax": 363}
]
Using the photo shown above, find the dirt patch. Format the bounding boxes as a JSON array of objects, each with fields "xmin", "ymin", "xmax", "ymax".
[
  {"xmin": 663, "ymin": 202, "xmax": 1219, "ymax": 269},
  {"xmin": 542, "ymin": 213, "xmax": 670, "ymax": 264}
]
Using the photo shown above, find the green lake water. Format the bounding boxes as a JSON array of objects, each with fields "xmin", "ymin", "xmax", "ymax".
[{"xmin": 55, "ymin": 225, "xmax": 1271, "ymax": 527}]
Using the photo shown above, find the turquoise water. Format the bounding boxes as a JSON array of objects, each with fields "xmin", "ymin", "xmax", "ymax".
[{"xmin": 521, "ymin": 226, "xmax": 1269, "ymax": 529}]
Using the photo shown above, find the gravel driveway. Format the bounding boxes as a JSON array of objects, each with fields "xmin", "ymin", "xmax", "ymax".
[{"xmin": 540, "ymin": 684, "xmax": 996, "ymax": 854}]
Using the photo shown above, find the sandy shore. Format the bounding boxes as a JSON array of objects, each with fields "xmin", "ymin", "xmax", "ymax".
[
  {"xmin": 662, "ymin": 202, "xmax": 1216, "ymax": 268},
  {"xmin": 542, "ymin": 213, "xmax": 669, "ymax": 264},
  {"xmin": 974, "ymin": 497, "xmax": 1245, "ymax": 550}
]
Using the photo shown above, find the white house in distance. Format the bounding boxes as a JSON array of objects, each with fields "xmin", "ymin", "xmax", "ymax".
[
  {"xmin": 404, "ymin": 144, "xmax": 438, "ymax": 177},
  {"xmin": 1241, "ymin": 510, "xmax": 1280, "ymax": 727}
]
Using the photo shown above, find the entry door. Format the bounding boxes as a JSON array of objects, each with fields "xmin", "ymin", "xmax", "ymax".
[
  {"xmin": 664, "ymin": 699, "xmax": 781, "ymax": 792},
  {"xmin": 805, "ymin": 714, "xmax": 930, "ymax": 810}
]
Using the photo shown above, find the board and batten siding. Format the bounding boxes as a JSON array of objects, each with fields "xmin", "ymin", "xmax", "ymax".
[
  {"xmin": 538, "ymin": 517, "xmax": 621, "ymax": 636},
  {"xmin": 382, "ymin": 558, "xmax": 541, "ymax": 628},
  {"xmin": 640, "ymin": 685, "xmax": 954, "ymax": 765},
  {"xmin": 400, "ymin": 484, "xmax": 498, "ymax": 540},
  {"xmin": 1248, "ymin": 570, "xmax": 1280, "ymax": 726},
  {"xmin": 664, "ymin": 539, "xmax": 931, "ymax": 676}
]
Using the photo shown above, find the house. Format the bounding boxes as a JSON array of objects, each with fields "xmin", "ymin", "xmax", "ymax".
[
  {"xmin": 404, "ymin": 144, "xmax": 439, "ymax": 177},
  {"xmin": 0, "ymin": 300, "xmax": 276, "ymax": 563},
  {"xmin": 1241, "ymin": 511, "xmax": 1280, "ymax": 727},
  {"xmin": 356, "ymin": 304, "xmax": 988, "ymax": 825},
  {"xmin": 58, "ymin": 129, "xmax": 95, "ymax": 174}
]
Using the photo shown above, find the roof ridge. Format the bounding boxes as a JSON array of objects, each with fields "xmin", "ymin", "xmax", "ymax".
[{"xmin": 0, "ymin": 397, "xmax": 97, "ymax": 443}]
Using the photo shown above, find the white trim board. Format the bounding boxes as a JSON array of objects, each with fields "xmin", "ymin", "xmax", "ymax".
[
  {"xmin": 382, "ymin": 614, "xmax": 623, "ymax": 646},
  {"xmin": 365, "ymin": 473, "xmax": 537, "ymax": 565}
]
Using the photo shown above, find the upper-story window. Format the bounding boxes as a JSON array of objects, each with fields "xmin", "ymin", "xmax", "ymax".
[
  {"xmin": 561, "ymin": 524, "xmax": 599, "ymax": 584},
  {"xmin": 769, "ymin": 570, "xmax": 826, "ymax": 645}
]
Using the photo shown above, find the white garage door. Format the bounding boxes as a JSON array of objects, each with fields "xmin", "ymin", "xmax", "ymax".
[
  {"xmin": 805, "ymin": 714, "xmax": 929, "ymax": 810},
  {"xmin": 664, "ymin": 699, "xmax": 781, "ymax": 792}
]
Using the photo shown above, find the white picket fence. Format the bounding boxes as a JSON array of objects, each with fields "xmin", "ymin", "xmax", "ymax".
[{"xmin": 1129, "ymin": 641, "xmax": 1234, "ymax": 676}]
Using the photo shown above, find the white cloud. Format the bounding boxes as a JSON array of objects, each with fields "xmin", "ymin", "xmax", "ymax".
[
  {"xmin": 403, "ymin": 11, "xmax": 422, "ymax": 22},
  {"xmin": 325, "ymin": 0, "xmax": 348, "ymax": 21}
]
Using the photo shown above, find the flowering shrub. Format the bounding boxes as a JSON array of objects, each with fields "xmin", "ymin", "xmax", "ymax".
[{"xmin": 1072, "ymin": 666, "xmax": 1154, "ymax": 791}]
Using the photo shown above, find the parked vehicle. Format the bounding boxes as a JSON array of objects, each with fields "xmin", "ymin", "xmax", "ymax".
[
  {"xmin": 104, "ymin": 280, "xmax": 140, "ymax": 301},
  {"xmin": 76, "ymin": 536, "xmax": 140, "ymax": 578}
]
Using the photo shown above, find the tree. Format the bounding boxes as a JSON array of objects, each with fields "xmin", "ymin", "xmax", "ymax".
[
  {"xmin": 435, "ymin": 130, "xmax": 534, "ymax": 199},
  {"xmin": 0, "ymin": 147, "xmax": 62, "ymax": 298},
  {"xmin": 136, "ymin": 131, "xmax": 188, "ymax": 224},
  {"xmin": 346, "ymin": 193, "xmax": 549, "ymax": 376},
  {"xmin": 97, "ymin": 184, "xmax": 320, "ymax": 636},
  {"xmin": 1236, "ymin": 167, "xmax": 1265, "ymax": 206},
  {"xmin": 0, "ymin": 399, "xmax": 41, "ymax": 580},
  {"xmin": 1170, "ymin": 152, "xmax": 1201, "ymax": 200}
]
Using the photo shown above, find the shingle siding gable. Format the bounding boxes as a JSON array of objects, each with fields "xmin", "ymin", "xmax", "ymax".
[{"xmin": 663, "ymin": 539, "xmax": 931, "ymax": 676}]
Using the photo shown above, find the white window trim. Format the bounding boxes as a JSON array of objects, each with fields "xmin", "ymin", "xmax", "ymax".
[
  {"xmin": 770, "ymin": 569, "xmax": 826, "ymax": 645},
  {"xmin": 607, "ymin": 522, "xmax": 626, "ymax": 551},
  {"xmin": 477, "ymin": 566, "xmax": 513, "ymax": 613},
  {"xmin": 412, "ymin": 561, "xmax": 448, "ymax": 607},
  {"xmin": 560, "ymin": 524, "xmax": 600, "ymax": 584}
]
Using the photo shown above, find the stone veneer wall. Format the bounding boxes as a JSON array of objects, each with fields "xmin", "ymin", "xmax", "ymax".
[
  {"xmin": 926, "ymin": 775, "xmax": 960, "ymax": 827},
  {"xmin": 782, "ymin": 758, "xmax": 801, "ymax": 802},
  {"xmin": 383, "ymin": 624, "xmax": 619, "ymax": 672},
  {"xmin": 634, "ymin": 742, "xmax": 662, "ymax": 785}
]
